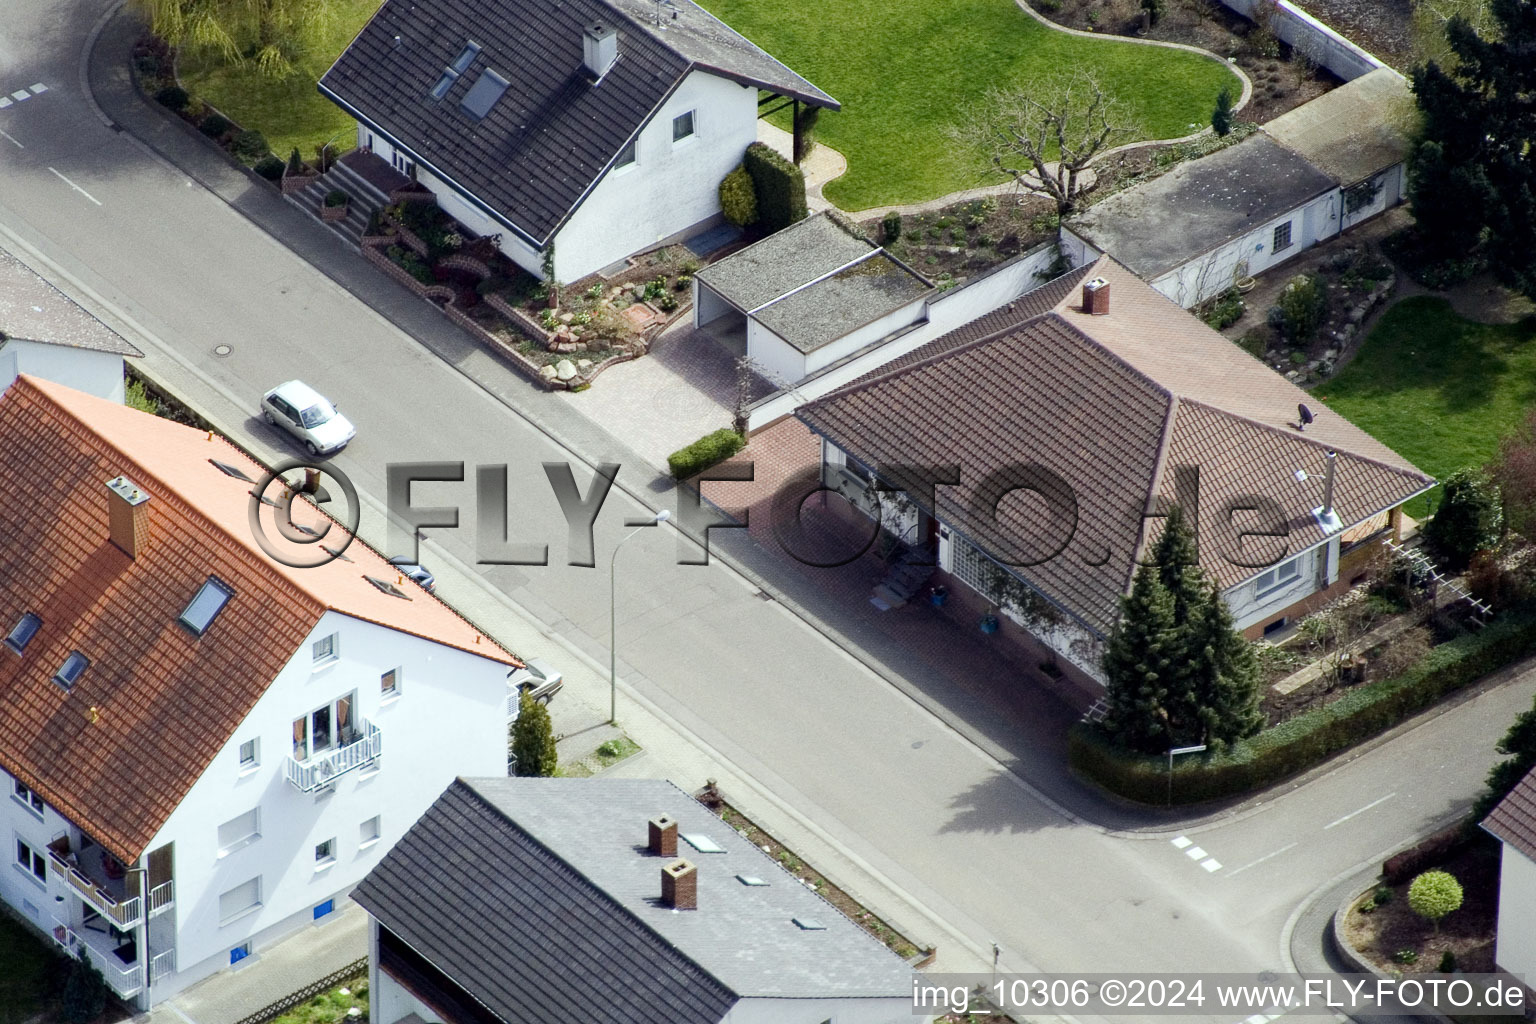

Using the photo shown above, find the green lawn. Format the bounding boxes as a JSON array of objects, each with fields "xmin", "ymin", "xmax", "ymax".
[
  {"xmin": 1318, "ymin": 296, "xmax": 1536, "ymax": 514},
  {"xmin": 698, "ymin": 0, "xmax": 1241, "ymax": 210},
  {"xmin": 178, "ymin": 0, "xmax": 383, "ymax": 163},
  {"xmin": 0, "ymin": 910, "xmax": 61, "ymax": 1024}
]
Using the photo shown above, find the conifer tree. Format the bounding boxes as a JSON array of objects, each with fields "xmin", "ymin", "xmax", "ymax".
[{"xmin": 510, "ymin": 692, "xmax": 558, "ymax": 777}]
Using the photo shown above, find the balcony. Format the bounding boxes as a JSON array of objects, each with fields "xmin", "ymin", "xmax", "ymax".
[
  {"xmin": 149, "ymin": 948, "xmax": 176, "ymax": 983},
  {"xmin": 50, "ymin": 917, "xmax": 143, "ymax": 999},
  {"xmin": 285, "ymin": 719, "xmax": 382, "ymax": 792},
  {"xmin": 47, "ymin": 845, "xmax": 141, "ymax": 929}
]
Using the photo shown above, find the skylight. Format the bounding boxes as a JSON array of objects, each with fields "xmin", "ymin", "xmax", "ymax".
[
  {"xmin": 365, "ymin": 576, "xmax": 412, "ymax": 600},
  {"xmin": 460, "ymin": 69, "xmax": 509, "ymax": 120},
  {"xmin": 54, "ymin": 651, "xmax": 89, "ymax": 691},
  {"xmin": 321, "ymin": 545, "xmax": 353, "ymax": 563},
  {"xmin": 209, "ymin": 459, "xmax": 254, "ymax": 482},
  {"xmin": 4, "ymin": 612, "xmax": 41, "ymax": 655},
  {"xmin": 179, "ymin": 577, "xmax": 235, "ymax": 636},
  {"xmin": 793, "ymin": 917, "xmax": 827, "ymax": 930},
  {"xmin": 682, "ymin": 833, "xmax": 725, "ymax": 853},
  {"xmin": 428, "ymin": 41, "xmax": 481, "ymax": 101},
  {"xmin": 736, "ymin": 875, "xmax": 768, "ymax": 886}
]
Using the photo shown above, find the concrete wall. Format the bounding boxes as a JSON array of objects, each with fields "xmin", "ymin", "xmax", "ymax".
[
  {"xmin": 747, "ymin": 319, "xmax": 807, "ymax": 387},
  {"xmin": 1496, "ymin": 844, "xmax": 1536, "ymax": 986},
  {"xmin": 1340, "ymin": 165, "xmax": 1405, "ymax": 231},
  {"xmin": 556, "ymin": 71, "xmax": 758, "ymax": 282},
  {"xmin": 694, "ymin": 279, "xmax": 738, "ymax": 328},
  {"xmin": 0, "ymin": 340, "xmax": 126, "ymax": 403},
  {"xmin": 747, "ymin": 242, "xmax": 1072, "ymax": 430},
  {"xmin": 142, "ymin": 613, "xmax": 507, "ymax": 1005},
  {"xmin": 1149, "ymin": 190, "xmax": 1339, "ymax": 307},
  {"xmin": 1215, "ymin": 0, "xmax": 1387, "ymax": 80}
]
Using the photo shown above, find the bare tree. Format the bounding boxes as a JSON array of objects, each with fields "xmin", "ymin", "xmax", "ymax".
[{"xmin": 949, "ymin": 69, "xmax": 1138, "ymax": 217}]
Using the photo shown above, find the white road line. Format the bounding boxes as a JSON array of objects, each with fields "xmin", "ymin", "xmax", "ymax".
[
  {"xmin": 10, "ymin": 90, "xmax": 29, "ymax": 101},
  {"xmin": 0, "ymin": 98, "xmax": 11, "ymax": 108},
  {"xmin": 1323, "ymin": 792, "xmax": 1397, "ymax": 830},
  {"xmin": 48, "ymin": 168, "xmax": 103, "ymax": 206},
  {"xmin": 1186, "ymin": 846, "xmax": 1207, "ymax": 860},
  {"xmin": 1171, "ymin": 835, "xmax": 1192, "ymax": 849},
  {"xmin": 1201, "ymin": 858, "xmax": 1222, "ymax": 872},
  {"xmin": 1225, "ymin": 841, "xmax": 1299, "ymax": 877},
  {"xmin": 28, "ymin": 83, "xmax": 46, "ymax": 94},
  {"xmin": 0, "ymin": 128, "xmax": 21, "ymax": 148}
]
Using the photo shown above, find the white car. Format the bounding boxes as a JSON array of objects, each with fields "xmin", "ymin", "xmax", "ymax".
[{"xmin": 261, "ymin": 381, "xmax": 356, "ymax": 456}]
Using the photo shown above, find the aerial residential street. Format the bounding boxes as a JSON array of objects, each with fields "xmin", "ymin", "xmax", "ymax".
[{"xmin": 2, "ymin": 1, "xmax": 1532, "ymax": 1021}]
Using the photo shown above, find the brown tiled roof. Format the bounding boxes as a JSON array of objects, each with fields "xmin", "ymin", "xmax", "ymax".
[
  {"xmin": 798, "ymin": 257, "xmax": 1432, "ymax": 632},
  {"xmin": 0, "ymin": 377, "xmax": 517, "ymax": 863},
  {"xmin": 1485, "ymin": 765, "xmax": 1536, "ymax": 862}
]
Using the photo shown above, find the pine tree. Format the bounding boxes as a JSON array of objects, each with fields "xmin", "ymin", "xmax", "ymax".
[
  {"xmin": 510, "ymin": 692, "xmax": 558, "ymax": 777},
  {"xmin": 1101, "ymin": 563, "xmax": 1180, "ymax": 754},
  {"xmin": 1188, "ymin": 592, "xmax": 1265, "ymax": 748},
  {"xmin": 1211, "ymin": 87, "xmax": 1234, "ymax": 137}
]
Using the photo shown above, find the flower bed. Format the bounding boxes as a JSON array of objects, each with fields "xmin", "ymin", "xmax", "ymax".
[{"xmin": 860, "ymin": 195, "xmax": 1059, "ymax": 288}]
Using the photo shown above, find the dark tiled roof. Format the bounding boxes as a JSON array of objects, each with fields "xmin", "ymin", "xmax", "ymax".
[
  {"xmin": 1065, "ymin": 135, "xmax": 1337, "ymax": 279},
  {"xmin": 353, "ymin": 777, "xmax": 914, "ymax": 1019},
  {"xmin": 320, "ymin": 0, "xmax": 834, "ymax": 245},
  {"xmin": 798, "ymin": 257, "xmax": 1433, "ymax": 631},
  {"xmin": 1485, "ymin": 765, "xmax": 1536, "ymax": 862},
  {"xmin": 0, "ymin": 377, "xmax": 516, "ymax": 863},
  {"xmin": 0, "ymin": 247, "xmax": 143, "ymax": 357}
]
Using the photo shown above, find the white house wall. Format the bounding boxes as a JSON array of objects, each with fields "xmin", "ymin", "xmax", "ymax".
[
  {"xmin": 141, "ymin": 611, "xmax": 508, "ymax": 1004},
  {"xmin": 748, "ymin": 319, "xmax": 808, "ymax": 388},
  {"xmin": 1496, "ymin": 844, "xmax": 1536, "ymax": 984},
  {"xmin": 0, "ymin": 340, "xmax": 126, "ymax": 403},
  {"xmin": 1225, "ymin": 543, "xmax": 1325, "ymax": 631},
  {"xmin": 555, "ymin": 71, "xmax": 759, "ymax": 283}
]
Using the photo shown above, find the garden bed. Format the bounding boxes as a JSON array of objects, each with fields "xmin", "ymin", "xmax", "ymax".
[{"xmin": 859, "ymin": 195, "xmax": 1059, "ymax": 287}]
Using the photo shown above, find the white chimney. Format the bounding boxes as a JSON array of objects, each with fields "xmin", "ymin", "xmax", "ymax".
[{"xmin": 583, "ymin": 23, "xmax": 617, "ymax": 79}]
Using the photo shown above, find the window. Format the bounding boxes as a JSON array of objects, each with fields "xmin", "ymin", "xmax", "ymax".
[
  {"xmin": 219, "ymin": 877, "xmax": 262, "ymax": 923},
  {"xmin": 179, "ymin": 577, "xmax": 234, "ymax": 636},
  {"xmin": 217, "ymin": 808, "xmax": 260, "ymax": 855},
  {"xmin": 229, "ymin": 942, "xmax": 251, "ymax": 965},
  {"xmin": 13, "ymin": 780, "xmax": 43, "ymax": 815},
  {"xmin": 1272, "ymin": 221, "xmax": 1293, "ymax": 253},
  {"xmin": 313, "ymin": 899, "xmax": 335, "ymax": 920},
  {"xmin": 209, "ymin": 459, "xmax": 254, "ymax": 482},
  {"xmin": 312, "ymin": 634, "xmax": 338, "ymax": 666},
  {"xmin": 672, "ymin": 110, "xmax": 695, "ymax": 143},
  {"xmin": 314, "ymin": 838, "xmax": 336, "ymax": 866},
  {"xmin": 428, "ymin": 41, "xmax": 480, "ymax": 101},
  {"xmin": 15, "ymin": 839, "xmax": 46, "ymax": 883},
  {"xmin": 53, "ymin": 652, "xmax": 88, "ymax": 691},
  {"xmin": 292, "ymin": 692, "xmax": 357, "ymax": 761},
  {"xmin": 359, "ymin": 816, "xmax": 381, "ymax": 847},
  {"xmin": 238, "ymin": 738, "xmax": 260, "ymax": 771},
  {"xmin": 380, "ymin": 668, "xmax": 400, "ymax": 699},
  {"xmin": 460, "ymin": 69, "xmax": 510, "ymax": 120},
  {"xmin": 616, "ymin": 138, "xmax": 637, "ymax": 169},
  {"xmin": 1255, "ymin": 554, "xmax": 1303, "ymax": 595},
  {"xmin": 364, "ymin": 576, "xmax": 411, "ymax": 600},
  {"xmin": 4, "ymin": 613, "xmax": 41, "ymax": 654}
]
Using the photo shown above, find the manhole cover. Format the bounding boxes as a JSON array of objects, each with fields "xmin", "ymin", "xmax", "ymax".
[{"xmin": 213, "ymin": 345, "xmax": 232, "ymax": 357}]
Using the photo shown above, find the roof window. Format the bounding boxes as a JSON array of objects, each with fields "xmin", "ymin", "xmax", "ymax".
[
  {"xmin": 54, "ymin": 652, "xmax": 89, "ymax": 691},
  {"xmin": 179, "ymin": 577, "xmax": 235, "ymax": 636},
  {"xmin": 736, "ymin": 875, "xmax": 768, "ymax": 886},
  {"xmin": 682, "ymin": 833, "xmax": 725, "ymax": 853},
  {"xmin": 461, "ymin": 69, "xmax": 509, "ymax": 120},
  {"xmin": 429, "ymin": 41, "xmax": 481, "ymax": 101},
  {"xmin": 4, "ymin": 613, "xmax": 41, "ymax": 655},
  {"xmin": 792, "ymin": 917, "xmax": 827, "ymax": 930},
  {"xmin": 209, "ymin": 459, "xmax": 254, "ymax": 482},
  {"xmin": 365, "ymin": 576, "xmax": 412, "ymax": 600}
]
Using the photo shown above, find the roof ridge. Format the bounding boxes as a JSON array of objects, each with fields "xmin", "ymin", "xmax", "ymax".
[{"xmin": 1123, "ymin": 391, "xmax": 1184, "ymax": 592}]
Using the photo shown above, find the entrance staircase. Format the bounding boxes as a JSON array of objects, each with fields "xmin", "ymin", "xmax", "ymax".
[
  {"xmin": 870, "ymin": 545, "xmax": 936, "ymax": 611},
  {"xmin": 286, "ymin": 151, "xmax": 406, "ymax": 250}
]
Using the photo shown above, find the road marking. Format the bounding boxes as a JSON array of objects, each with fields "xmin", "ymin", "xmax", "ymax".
[
  {"xmin": 1323, "ymin": 792, "xmax": 1396, "ymax": 830},
  {"xmin": 1201, "ymin": 857, "xmax": 1222, "ymax": 872},
  {"xmin": 10, "ymin": 90, "xmax": 29, "ymax": 101},
  {"xmin": 1225, "ymin": 842, "xmax": 1299, "ymax": 877},
  {"xmin": 48, "ymin": 168, "xmax": 102, "ymax": 206},
  {"xmin": 0, "ymin": 98, "xmax": 10, "ymax": 108},
  {"xmin": 28, "ymin": 83, "xmax": 46, "ymax": 94},
  {"xmin": 0, "ymin": 128, "xmax": 21, "ymax": 148},
  {"xmin": 1186, "ymin": 846, "xmax": 1207, "ymax": 860},
  {"xmin": 1171, "ymin": 835, "xmax": 1192, "ymax": 849}
]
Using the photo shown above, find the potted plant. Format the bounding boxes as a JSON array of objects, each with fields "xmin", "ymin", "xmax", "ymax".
[
  {"xmin": 321, "ymin": 189, "xmax": 349, "ymax": 222},
  {"xmin": 930, "ymin": 585, "xmax": 949, "ymax": 608},
  {"xmin": 980, "ymin": 610, "xmax": 1000, "ymax": 634}
]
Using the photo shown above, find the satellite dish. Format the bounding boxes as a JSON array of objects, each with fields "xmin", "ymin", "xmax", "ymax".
[{"xmin": 1298, "ymin": 403, "xmax": 1314, "ymax": 430}]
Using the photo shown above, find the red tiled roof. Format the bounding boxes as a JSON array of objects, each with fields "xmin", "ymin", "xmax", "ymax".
[
  {"xmin": 0, "ymin": 377, "xmax": 516, "ymax": 863},
  {"xmin": 1485, "ymin": 765, "xmax": 1536, "ymax": 862},
  {"xmin": 798, "ymin": 257, "xmax": 1433, "ymax": 632}
]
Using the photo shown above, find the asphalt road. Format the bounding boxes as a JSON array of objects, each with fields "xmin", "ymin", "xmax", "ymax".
[{"xmin": 1, "ymin": 4, "xmax": 1530, "ymax": 1020}]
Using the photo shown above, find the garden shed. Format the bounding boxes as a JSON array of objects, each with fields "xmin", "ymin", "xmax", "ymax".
[{"xmin": 693, "ymin": 214, "xmax": 933, "ymax": 386}]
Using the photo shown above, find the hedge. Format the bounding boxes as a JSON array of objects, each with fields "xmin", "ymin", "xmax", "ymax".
[
  {"xmin": 1071, "ymin": 608, "xmax": 1536, "ymax": 805},
  {"xmin": 719, "ymin": 165, "xmax": 758, "ymax": 227},
  {"xmin": 742, "ymin": 142, "xmax": 806, "ymax": 234},
  {"xmin": 668, "ymin": 428, "xmax": 745, "ymax": 479}
]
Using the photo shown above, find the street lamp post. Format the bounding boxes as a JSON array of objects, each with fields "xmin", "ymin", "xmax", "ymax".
[{"xmin": 610, "ymin": 509, "xmax": 671, "ymax": 725}]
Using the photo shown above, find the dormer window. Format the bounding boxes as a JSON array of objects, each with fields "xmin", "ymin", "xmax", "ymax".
[
  {"xmin": 4, "ymin": 612, "xmax": 41, "ymax": 655},
  {"xmin": 54, "ymin": 652, "xmax": 89, "ymax": 691},
  {"xmin": 179, "ymin": 577, "xmax": 235, "ymax": 636}
]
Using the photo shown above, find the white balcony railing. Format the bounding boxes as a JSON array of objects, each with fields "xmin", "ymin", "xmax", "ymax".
[
  {"xmin": 148, "ymin": 880, "xmax": 174, "ymax": 916},
  {"xmin": 59, "ymin": 860, "xmax": 142, "ymax": 928},
  {"xmin": 50, "ymin": 918, "xmax": 144, "ymax": 999},
  {"xmin": 285, "ymin": 720, "xmax": 382, "ymax": 792},
  {"xmin": 149, "ymin": 948, "xmax": 177, "ymax": 983}
]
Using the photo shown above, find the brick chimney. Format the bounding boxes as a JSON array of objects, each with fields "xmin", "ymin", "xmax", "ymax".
[
  {"xmin": 648, "ymin": 814, "xmax": 677, "ymax": 857},
  {"xmin": 1082, "ymin": 276, "xmax": 1111, "ymax": 315},
  {"xmin": 106, "ymin": 476, "xmax": 152, "ymax": 558},
  {"xmin": 583, "ymin": 22, "xmax": 617, "ymax": 78},
  {"xmin": 661, "ymin": 859, "xmax": 697, "ymax": 910}
]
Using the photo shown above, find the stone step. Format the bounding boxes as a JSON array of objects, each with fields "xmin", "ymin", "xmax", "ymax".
[{"xmin": 327, "ymin": 159, "xmax": 392, "ymax": 207}]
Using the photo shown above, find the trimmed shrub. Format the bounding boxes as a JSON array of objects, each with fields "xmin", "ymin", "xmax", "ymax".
[
  {"xmin": 882, "ymin": 211, "xmax": 903, "ymax": 245},
  {"xmin": 1071, "ymin": 607, "xmax": 1536, "ymax": 804},
  {"xmin": 742, "ymin": 142, "xmax": 807, "ymax": 234},
  {"xmin": 509, "ymin": 691, "xmax": 557, "ymax": 777},
  {"xmin": 253, "ymin": 155, "xmax": 285, "ymax": 182},
  {"xmin": 286, "ymin": 147, "xmax": 304, "ymax": 176},
  {"xmin": 1277, "ymin": 273, "xmax": 1327, "ymax": 342},
  {"xmin": 719, "ymin": 164, "xmax": 758, "ymax": 227},
  {"xmin": 199, "ymin": 112, "xmax": 233, "ymax": 139},
  {"xmin": 1211, "ymin": 86, "xmax": 1234, "ymax": 136},
  {"xmin": 231, "ymin": 129, "xmax": 269, "ymax": 163},
  {"xmin": 1200, "ymin": 288, "xmax": 1244, "ymax": 330},
  {"xmin": 324, "ymin": 189, "xmax": 349, "ymax": 208},
  {"xmin": 154, "ymin": 85, "xmax": 189, "ymax": 111},
  {"xmin": 668, "ymin": 428, "xmax": 746, "ymax": 479},
  {"xmin": 1408, "ymin": 870, "xmax": 1463, "ymax": 931}
]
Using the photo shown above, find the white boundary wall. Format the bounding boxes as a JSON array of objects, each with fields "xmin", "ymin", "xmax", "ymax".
[{"xmin": 1218, "ymin": 0, "xmax": 1388, "ymax": 81}]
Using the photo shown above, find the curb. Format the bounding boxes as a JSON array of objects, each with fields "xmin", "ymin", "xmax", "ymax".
[{"xmin": 1329, "ymin": 882, "xmax": 1460, "ymax": 1024}]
